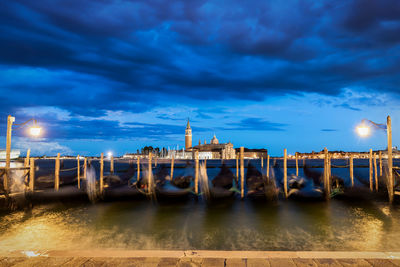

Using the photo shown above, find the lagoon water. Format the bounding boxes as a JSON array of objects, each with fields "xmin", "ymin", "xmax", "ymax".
[{"xmin": 0, "ymin": 159, "xmax": 400, "ymax": 252}]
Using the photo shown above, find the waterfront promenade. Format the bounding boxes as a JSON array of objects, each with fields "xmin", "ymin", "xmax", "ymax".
[{"xmin": 1, "ymin": 251, "xmax": 400, "ymax": 266}]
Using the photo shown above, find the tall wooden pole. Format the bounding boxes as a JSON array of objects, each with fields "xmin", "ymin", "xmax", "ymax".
[
  {"xmin": 83, "ymin": 157, "xmax": 87, "ymax": 179},
  {"xmin": 29, "ymin": 158, "xmax": 35, "ymax": 191},
  {"xmin": 24, "ymin": 149, "xmax": 31, "ymax": 186},
  {"xmin": 387, "ymin": 115, "xmax": 393, "ymax": 203},
  {"xmin": 155, "ymin": 156, "xmax": 157, "ymax": 167},
  {"xmin": 77, "ymin": 155, "xmax": 80, "ymax": 189},
  {"xmin": 55, "ymin": 153, "xmax": 60, "ymax": 191},
  {"xmin": 261, "ymin": 157, "xmax": 263, "ymax": 169},
  {"xmin": 324, "ymin": 148, "xmax": 330, "ymax": 199},
  {"xmin": 137, "ymin": 156, "xmax": 140, "ymax": 182},
  {"xmin": 349, "ymin": 154, "xmax": 354, "ymax": 187},
  {"xmin": 240, "ymin": 147, "xmax": 244, "ymax": 199},
  {"xmin": 295, "ymin": 152, "xmax": 299, "ymax": 176},
  {"xmin": 236, "ymin": 154, "xmax": 239, "ymax": 182},
  {"xmin": 195, "ymin": 151, "xmax": 199, "ymax": 194},
  {"xmin": 4, "ymin": 115, "xmax": 15, "ymax": 193},
  {"xmin": 369, "ymin": 149, "xmax": 373, "ymax": 191},
  {"xmin": 379, "ymin": 151, "xmax": 383, "ymax": 177},
  {"xmin": 24, "ymin": 149, "xmax": 31, "ymax": 167},
  {"xmin": 284, "ymin": 149, "xmax": 288, "ymax": 198},
  {"xmin": 266, "ymin": 154, "xmax": 270, "ymax": 181},
  {"xmin": 170, "ymin": 156, "xmax": 174, "ymax": 180},
  {"xmin": 100, "ymin": 153, "xmax": 104, "ymax": 194},
  {"xmin": 374, "ymin": 153, "xmax": 378, "ymax": 191},
  {"xmin": 110, "ymin": 155, "xmax": 114, "ymax": 174},
  {"xmin": 148, "ymin": 152, "xmax": 152, "ymax": 194}
]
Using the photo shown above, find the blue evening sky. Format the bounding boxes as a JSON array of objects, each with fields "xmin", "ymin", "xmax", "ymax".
[{"xmin": 0, "ymin": 0, "xmax": 399, "ymax": 156}]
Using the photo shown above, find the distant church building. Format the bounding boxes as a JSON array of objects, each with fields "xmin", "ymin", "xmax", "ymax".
[{"xmin": 184, "ymin": 119, "xmax": 235, "ymax": 159}]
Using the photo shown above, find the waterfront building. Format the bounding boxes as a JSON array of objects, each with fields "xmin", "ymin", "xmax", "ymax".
[{"xmin": 190, "ymin": 134, "xmax": 236, "ymax": 159}]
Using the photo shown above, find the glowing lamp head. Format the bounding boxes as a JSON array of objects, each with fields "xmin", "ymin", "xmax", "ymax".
[
  {"xmin": 107, "ymin": 151, "xmax": 113, "ymax": 158},
  {"xmin": 356, "ymin": 124, "xmax": 370, "ymax": 137},
  {"xmin": 29, "ymin": 126, "xmax": 41, "ymax": 137}
]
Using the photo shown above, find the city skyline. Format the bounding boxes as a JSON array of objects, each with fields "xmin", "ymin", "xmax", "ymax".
[{"xmin": 0, "ymin": 1, "xmax": 399, "ymax": 156}]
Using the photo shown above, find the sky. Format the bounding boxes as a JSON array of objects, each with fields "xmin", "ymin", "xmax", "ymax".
[{"xmin": 0, "ymin": 0, "xmax": 400, "ymax": 156}]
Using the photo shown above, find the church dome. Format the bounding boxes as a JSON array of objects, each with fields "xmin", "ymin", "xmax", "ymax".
[{"xmin": 211, "ymin": 134, "xmax": 219, "ymax": 144}]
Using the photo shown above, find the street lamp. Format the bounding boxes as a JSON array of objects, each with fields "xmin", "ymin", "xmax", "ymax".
[
  {"xmin": 4, "ymin": 115, "xmax": 42, "ymax": 193},
  {"xmin": 356, "ymin": 116, "xmax": 393, "ymax": 203}
]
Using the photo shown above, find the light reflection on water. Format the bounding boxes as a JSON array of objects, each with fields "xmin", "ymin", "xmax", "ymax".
[{"xmin": 0, "ymin": 199, "xmax": 399, "ymax": 251}]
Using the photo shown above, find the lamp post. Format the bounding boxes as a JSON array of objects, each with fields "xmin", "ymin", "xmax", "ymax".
[
  {"xmin": 4, "ymin": 115, "xmax": 41, "ymax": 193},
  {"xmin": 356, "ymin": 115, "xmax": 393, "ymax": 203}
]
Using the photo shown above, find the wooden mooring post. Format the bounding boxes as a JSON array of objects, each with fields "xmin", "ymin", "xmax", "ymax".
[
  {"xmin": 374, "ymin": 153, "xmax": 378, "ymax": 191},
  {"xmin": 24, "ymin": 149, "xmax": 31, "ymax": 186},
  {"xmin": 55, "ymin": 153, "xmax": 60, "ymax": 191},
  {"xmin": 323, "ymin": 148, "xmax": 330, "ymax": 199},
  {"xmin": 29, "ymin": 158, "xmax": 35, "ymax": 191},
  {"xmin": 387, "ymin": 115, "xmax": 393, "ymax": 203},
  {"xmin": 240, "ymin": 147, "xmax": 244, "ymax": 199},
  {"xmin": 266, "ymin": 154, "xmax": 270, "ymax": 180},
  {"xmin": 379, "ymin": 151, "xmax": 383, "ymax": 177},
  {"xmin": 261, "ymin": 156, "xmax": 263, "ymax": 169},
  {"xmin": 24, "ymin": 149, "xmax": 31, "ymax": 167},
  {"xmin": 349, "ymin": 154, "xmax": 354, "ymax": 187},
  {"xmin": 137, "ymin": 156, "xmax": 140, "ymax": 182},
  {"xmin": 284, "ymin": 149, "xmax": 288, "ymax": 198},
  {"xmin": 236, "ymin": 154, "xmax": 239, "ymax": 182},
  {"xmin": 195, "ymin": 151, "xmax": 199, "ymax": 194},
  {"xmin": 77, "ymin": 155, "xmax": 80, "ymax": 189},
  {"xmin": 148, "ymin": 152, "xmax": 152, "ymax": 194},
  {"xmin": 155, "ymin": 156, "xmax": 157, "ymax": 167},
  {"xmin": 295, "ymin": 152, "xmax": 299, "ymax": 176},
  {"xmin": 110, "ymin": 155, "xmax": 114, "ymax": 174},
  {"xmin": 83, "ymin": 157, "xmax": 87, "ymax": 179},
  {"xmin": 369, "ymin": 149, "xmax": 373, "ymax": 191},
  {"xmin": 170, "ymin": 156, "xmax": 175, "ymax": 180},
  {"xmin": 100, "ymin": 153, "xmax": 104, "ymax": 194}
]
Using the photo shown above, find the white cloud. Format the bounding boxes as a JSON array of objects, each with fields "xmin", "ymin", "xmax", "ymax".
[{"xmin": 13, "ymin": 137, "xmax": 73, "ymax": 156}]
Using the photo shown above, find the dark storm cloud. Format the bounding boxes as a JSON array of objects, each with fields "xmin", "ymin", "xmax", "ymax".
[{"xmin": 1, "ymin": 0, "xmax": 400, "ymax": 141}]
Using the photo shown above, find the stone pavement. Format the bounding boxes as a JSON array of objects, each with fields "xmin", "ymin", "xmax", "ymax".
[{"xmin": 1, "ymin": 251, "xmax": 400, "ymax": 266}]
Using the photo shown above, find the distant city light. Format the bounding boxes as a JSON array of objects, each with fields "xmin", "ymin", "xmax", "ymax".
[
  {"xmin": 356, "ymin": 124, "xmax": 370, "ymax": 137},
  {"xmin": 107, "ymin": 151, "xmax": 113, "ymax": 158},
  {"xmin": 29, "ymin": 126, "xmax": 41, "ymax": 137}
]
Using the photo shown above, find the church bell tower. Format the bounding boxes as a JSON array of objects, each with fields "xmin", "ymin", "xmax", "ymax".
[{"xmin": 185, "ymin": 119, "xmax": 192, "ymax": 149}]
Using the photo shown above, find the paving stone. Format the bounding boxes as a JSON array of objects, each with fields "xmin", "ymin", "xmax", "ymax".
[
  {"xmin": 158, "ymin": 257, "xmax": 179, "ymax": 267},
  {"xmin": 201, "ymin": 258, "xmax": 225, "ymax": 267},
  {"xmin": 0, "ymin": 257, "xmax": 30, "ymax": 267},
  {"xmin": 62, "ymin": 257, "xmax": 92, "ymax": 266},
  {"xmin": 177, "ymin": 257, "xmax": 202, "ymax": 267},
  {"xmin": 12, "ymin": 257, "xmax": 73, "ymax": 267},
  {"xmin": 365, "ymin": 259, "xmax": 397, "ymax": 267},
  {"xmin": 268, "ymin": 258, "xmax": 296, "ymax": 267},
  {"xmin": 390, "ymin": 259, "xmax": 400, "ymax": 267},
  {"xmin": 226, "ymin": 258, "xmax": 246, "ymax": 267},
  {"xmin": 82, "ymin": 257, "xmax": 108, "ymax": 267},
  {"xmin": 313, "ymin": 258, "xmax": 342, "ymax": 267},
  {"xmin": 336, "ymin": 258, "xmax": 372, "ymax": 267},
  {"xmin": 102, "ymin": 257, "xmax": 158, "ymax": 267},
  {"xmin": 246, "ymin": 258, "xmax": 270, "ymax": 267},
  {"xmin": 292, "ymin": 258, "xmax": 318, "ymax": 267}
]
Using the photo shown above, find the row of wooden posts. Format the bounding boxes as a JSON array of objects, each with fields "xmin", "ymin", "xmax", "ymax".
[{"xmin": 15, "ymin": 146, "xmax": 390, "ymax": 201}]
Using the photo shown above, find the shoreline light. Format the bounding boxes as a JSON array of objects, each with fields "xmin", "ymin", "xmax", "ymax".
[
  {"xmin": 29, "ymin": 126, "xmax": 41, "ymax": 137},
  {"xmin": 356, "ymin": 123, "xmax": 370, "ymax": 137}
]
